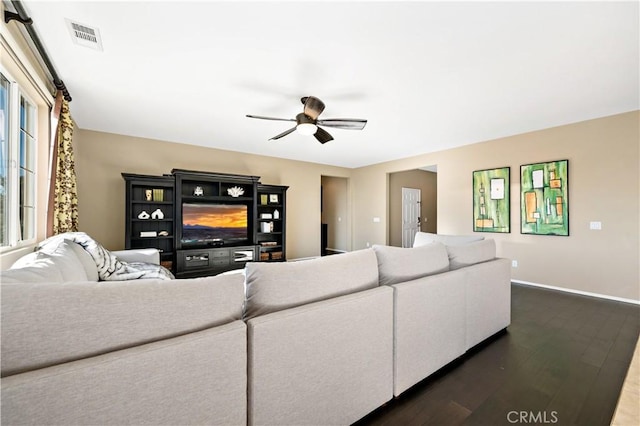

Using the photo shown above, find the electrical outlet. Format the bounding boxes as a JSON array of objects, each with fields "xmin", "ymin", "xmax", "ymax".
[
  {"xmin": 590, "ymin": 221, "xmax": 602, "ymax": 230},
  {"xmin": 366, "ymin": 242, "xmax": 370, "ymax": 248},
  {"xmin": 512, "ymin": 260, "xmax": 518, "ymax": 268}
]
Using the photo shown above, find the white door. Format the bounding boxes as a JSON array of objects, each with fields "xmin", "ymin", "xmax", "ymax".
[{"xmin": 402, "ymin": 187, "xmax": 421, "ymax": 247}]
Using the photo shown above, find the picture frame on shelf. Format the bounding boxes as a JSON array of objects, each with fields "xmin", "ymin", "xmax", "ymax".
[
  {"xmin": 269, "ymin": 194, "xmax": 279, "ymax": 204},
  {"xmin": 260, "ymin": 194, "xmax": 268, "ymax": 205}
]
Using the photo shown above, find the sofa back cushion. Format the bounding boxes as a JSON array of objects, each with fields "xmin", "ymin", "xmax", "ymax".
[
  {"xmin": 1, "ymin": 240, "xmax": 90, "ymax": 283},
  {"xmin": 447, "ymin": 239, "xmax": 496, "ymax": 270},
  {"xmin": 1, "ymin": 273, "xmax": 245, "ymax": 376},
  {"xmin": 244, "ymin": 249, "xmax": 379, "ymax": 320},
  {"xmin": 373, "ymin": 243, "xmax": 450, "ymax": 286},
  {"xmin": 413, "ymin": 232, "xmax": 484, "ymax": 247}
]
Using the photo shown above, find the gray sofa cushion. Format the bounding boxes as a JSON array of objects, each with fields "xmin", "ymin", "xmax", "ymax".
[
  {"xmin": 244, "ymin": 249, "xmax": 379, "ymax": 320},
  {"xmin": 2, "ymin": 322, "xmax": 247, "ymax": 426},
  {"xmin": 1, "ymin": 273, "xmax": 245, "ymax": 376},
  {"xmin": 373, "ymin": 243, "xmax": 450, "ymax": 286},
  {"xmin": 413, "ymin": 232, "xmax": 484, "ymax": 247},
  {"xmin": 247, "ymin": 286, "xmax": 393, "ymax": 425},
  {"xmin": 447, "ymin": 239, "xmax": 496, "ymax": 270}
]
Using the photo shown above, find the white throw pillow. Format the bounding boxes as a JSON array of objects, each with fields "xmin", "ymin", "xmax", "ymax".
[
  {"xmin": 9, "ymin": 251, "xmax": 39, "ymax": 269},
  {"xmin": 1, "ymin": 255, "xmax": 64, "ymax": 283},
  {"xmin": 39, "ymin": 239, "xmax": 90, "ymax": 282},
  {"xmin": 66, "ymin": 240, "xmax": 99, "ymax": 281}
]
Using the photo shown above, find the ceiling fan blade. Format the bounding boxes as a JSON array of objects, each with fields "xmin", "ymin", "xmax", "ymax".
[
  {"xmin": 303, "ymin": 96, "xmax": 325, "ymax": 120},
  {"xmin": 246, "ymin": 114, "xmax": 295, "ymax": 122},
  {"xmin": 269, "ymin": 126, "xmax": 297, "ymax": 140},
  {"xmin": 314, "ymin": 127, "xmax": 334, "ymax": 144},
  {"xmin": 316, "ymin": 118, "xmax": 367, "ymax": 130}
]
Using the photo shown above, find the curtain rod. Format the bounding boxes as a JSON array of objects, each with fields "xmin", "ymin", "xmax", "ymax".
[{"xmin": 4, "ymin": 1, "xmax": 72, "ymax": 101}]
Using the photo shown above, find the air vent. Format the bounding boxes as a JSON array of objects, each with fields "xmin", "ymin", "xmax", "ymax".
[{"xmin": 65, "ymin": 19, "xmax": 103, "ymax": 51}]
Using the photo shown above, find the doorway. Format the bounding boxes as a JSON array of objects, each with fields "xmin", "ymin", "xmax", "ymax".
[
  {"xmin": 401, "ymin": 188, "xmax": 421, "ymax": 247},
  {"xmin": 388, "ymin": 166, "xmax": 437, "ymax": 247},
  {"xmin": 321, "ymin": 176, "xmax": 350, "ymax": 255}
]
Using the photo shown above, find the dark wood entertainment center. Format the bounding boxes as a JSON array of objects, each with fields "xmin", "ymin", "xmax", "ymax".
[{"xmin": 122, "ymin": 169, "xmax": 288, "ymax": 278}]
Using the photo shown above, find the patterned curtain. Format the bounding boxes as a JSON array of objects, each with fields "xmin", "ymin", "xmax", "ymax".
[{"xmin": 47, "ymin": 93, "xmax": 78, "ymax": 235}]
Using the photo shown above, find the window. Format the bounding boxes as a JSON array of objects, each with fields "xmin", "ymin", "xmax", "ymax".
[{"xmin": 0, "ymin": 70, "xmax": 38, "ymax": 249}]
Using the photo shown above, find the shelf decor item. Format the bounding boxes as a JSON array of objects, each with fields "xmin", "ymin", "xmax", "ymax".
[
  {"xmin": 227, "ymin": 186, "xmax": 245, "ymax": 197},
  {"xmin": 152, "ymin": 188, "xmax": 164, "ymax": 201},
  {"xmin": 137, "ymin": 210, "xmax": 150, "ymax": 219},
  {"xmin": 193, "ymin": 186, "xmax": 204, "ymax": 196},
  {"xmin": 273, "ymin": 209, "xmax": 280, "ymax": 219},
  {"xmin": 520, "ymin": 159, "xmax": 569, "ymax": 236},
  {"xmin": 151, "ymin": 208, "xmax": 164, "ymax": 219},
  {"xmin": 145, "ymin": 189, "xmax": 153, "ymax": 201},
  {"xmin": 269, "ymin": 194, "xmax": 279, "ymax": 204},
  {"xmin": 472, "ymin": 167, "xmax": 510, "ymax": 233}
]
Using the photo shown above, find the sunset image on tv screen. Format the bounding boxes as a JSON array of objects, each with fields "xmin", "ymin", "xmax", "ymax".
[{"xmin": 182, "ymin": 204, "xmax": 247, "ymax": 242}]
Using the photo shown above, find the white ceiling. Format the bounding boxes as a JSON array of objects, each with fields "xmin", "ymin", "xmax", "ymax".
[{"xmin": 17, "ymin": 0, "xmax": 640, "ymax": 168}]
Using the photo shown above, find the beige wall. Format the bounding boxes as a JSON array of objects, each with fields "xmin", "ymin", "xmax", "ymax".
[
  {"xmin": 74, "ymin": 130, "xmax": 350, "ymax": 259},
  {"xmin": 352, "ymin": 111, "xmax": 639, "ymax": 301},
  {"xmin": 388, "ymin": 169, "xmax": 437, "ymax": 246},
  {"xmin": 52, "ymin": 111, "xmax": 640, "ymax": 301},
  {"xmin": 321, "ymin": 176, "xmax": 350, "ymax": 251}
]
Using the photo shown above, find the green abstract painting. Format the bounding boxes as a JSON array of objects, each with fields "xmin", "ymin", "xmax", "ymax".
[
  {"xmin": 473, "ymin": 167, "xmax": 510, "ymax": 233},
  {"xmin": 520, "ymin": 160, "xmax": 569, "ymax": 236}
]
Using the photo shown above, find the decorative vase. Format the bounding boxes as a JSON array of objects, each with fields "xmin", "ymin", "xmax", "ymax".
[{"xmin": 151, "ymin": 208, "xmax": 164, "ymax": 219}]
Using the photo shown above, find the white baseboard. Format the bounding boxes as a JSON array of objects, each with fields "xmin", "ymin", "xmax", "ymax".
[{"xmin": 512, "ymin": 279, "xmax": 640, "ymax": 305}]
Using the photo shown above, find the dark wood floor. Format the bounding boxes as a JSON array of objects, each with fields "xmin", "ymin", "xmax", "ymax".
[{"xmin": 355, "ymin": 283, "xmax": 640, "ymax": 426}]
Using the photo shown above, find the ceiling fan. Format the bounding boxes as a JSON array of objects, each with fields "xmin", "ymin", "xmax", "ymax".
[{"xmin": 246, "ymin": 96, "xmax": 367, "ymax": 144}]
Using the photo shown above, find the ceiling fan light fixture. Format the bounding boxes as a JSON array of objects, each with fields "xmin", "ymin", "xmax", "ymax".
[
  {"xmin": 296, "ymin": 122, "xmax": 317, "ymax": 135},
  {"xmin": 247, "ymin": 97, "xmax": 366, "ymax": 143}
]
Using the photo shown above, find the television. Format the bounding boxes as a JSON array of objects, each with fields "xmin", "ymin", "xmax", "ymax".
[{"xmin": 181, "ymin": 203, "xmax": 249, "ymax": 246}]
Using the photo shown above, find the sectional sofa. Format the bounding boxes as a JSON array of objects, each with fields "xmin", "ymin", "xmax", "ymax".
[{"xmin": 1, "ymin": 234, "xmax": 510, "ymax": 425}]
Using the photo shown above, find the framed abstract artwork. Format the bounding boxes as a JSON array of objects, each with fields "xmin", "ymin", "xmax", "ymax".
[
  {"xmin": 520, "ymin": 159, "xmax": 569, "ymax": 236},
  {"xmin": 472, "ymin": 167, "xmax": 510, "ymax": 233}
]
